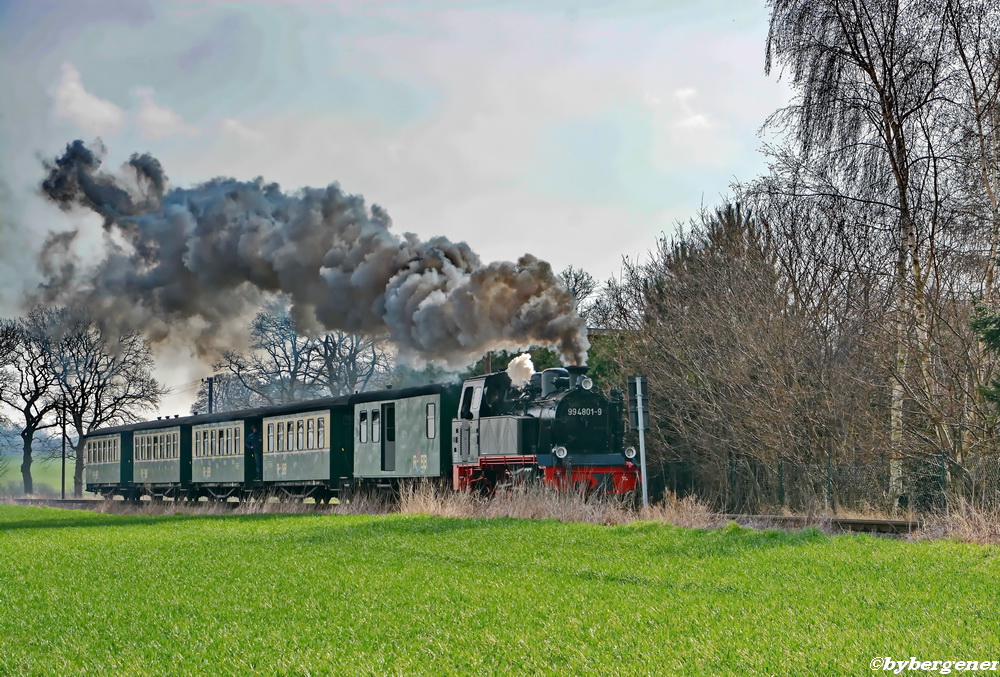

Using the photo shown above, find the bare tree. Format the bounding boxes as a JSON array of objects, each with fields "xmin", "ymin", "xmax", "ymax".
[
  {"xmin": 219, "ymin": 303, "xmax": 394, "ymax": 404},
  {"xmin": 0, "ymin": 311, "xmax": 60, "ymax": 495},
  {"xmin": 47, "ymin": 308, "xmax": 165, "ymax": 496},
  {"xmin": 0, "ymin": 319, "xmax": 17, "ymax": 363},
  {"xmin": 559, "ymin": 265, "xmax": 598, "ymax": 322},
  {"xmin": 307, "ymin": 332, "xmax": 392, "ymax": 396},
  {"xmin": 219, "ymin": 305, "xmax": 324, "ymax": 405},
  {"xmin": 764, "ymin": 0, "xmax": 965, "ymax": 499}
]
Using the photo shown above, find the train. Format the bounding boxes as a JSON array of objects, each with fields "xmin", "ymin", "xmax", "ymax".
[{"xmin": 83, "ymin": 365, "xmax": 641, "ymax": 501}]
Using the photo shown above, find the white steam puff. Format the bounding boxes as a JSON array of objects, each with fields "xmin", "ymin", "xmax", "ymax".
[
  {"xmin": 506, "ymin": 353, "xmax": 536, "ymax": 388},
  {"xmin": 37, "ymin": 141, "xmax": 589, "ymax": 367}
]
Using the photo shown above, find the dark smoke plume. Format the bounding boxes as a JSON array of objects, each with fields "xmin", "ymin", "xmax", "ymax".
[{"xmin": 37, "ymin": 141, "xmax": 589, "ymax": 367}]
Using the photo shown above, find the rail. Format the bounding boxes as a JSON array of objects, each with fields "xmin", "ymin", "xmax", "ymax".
[{"xmin": 724, "ymin": 514, "xmax": 920, "ymax": 535}]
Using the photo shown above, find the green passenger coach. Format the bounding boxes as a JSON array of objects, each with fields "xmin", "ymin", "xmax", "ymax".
[{"xmin": 85, "ymin": 433, "xmax": 130, "ymax": 490}]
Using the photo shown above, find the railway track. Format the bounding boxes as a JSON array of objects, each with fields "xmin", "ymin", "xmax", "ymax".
[
  {"xmin": 725, "ymin": 514, "xmax": 920, "ymax": 535},
  {"xmin": 8, "ymin": 499, "xmax": 922, "ymax": 535}
]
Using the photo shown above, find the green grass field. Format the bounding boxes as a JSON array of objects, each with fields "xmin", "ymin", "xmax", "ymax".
[
  {"xmin": 0, "ymin": 454, "xmax": 80, "ymax": 497},
  {"xmin": 0, "ymin": 505, "xmax": 998, "ymax": 676}
]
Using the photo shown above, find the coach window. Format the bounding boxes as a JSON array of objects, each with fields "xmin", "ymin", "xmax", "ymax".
[
  {"xmin": 359, "ymin": 411, "xmax": 368, "ymax": 443},
  {"xmin": 209, "ymin": 429, "xmax": 216, "ymax": 456},
  {"xmin": 426, "ymin": 403, "xmax": 436, "ymax": 439},
  {"xmin": 297, "ymin": 420, "xmax": 304, "ymax": 450},
  {"xmin": 234, "ymin": 427, "xmax": 240, "ymax": 456},
  {"xmin": 317, "ymin": 418, "xmax": 325, "ymax": 448},
  {"xmin": 195, "ymin": 431, "xmax": 202, "ymax": 458},
  {"xmin": 225, "ymin": 428, "xmax": 232, "ymax": 456},
  {"xmin": 287, "ymin": 422, "xmax": 295, "ymax": 451},
  {"xmin": 267, "ymin": 424, "xmax": 274, "ymax": 452},
  {"xmin": 371, "ymin": 410, "xmax": 381, "ymax": 443},
  {"xmin": 307, "ymin": 419, "xmax": 314, "ymax": 448},
  {"xmin": 277, "ymin": 423, "xmax": 284, "ymax": 451}
]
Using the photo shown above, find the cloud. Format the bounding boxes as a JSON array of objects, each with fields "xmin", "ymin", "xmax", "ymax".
[
  {"xmin": 134, "ymin": 88, "xmax": 198, "ymax": 139},
  {"xmin": 221, "ymin": 118, "xmax": 263, "ymax": 144},
  {"xmin": 674, "ymin": 88, "xmax": 713, "ymax": 129},
  {"xmin": 52, "ymin": 63, "xmax": 125, "ymax": 135}
]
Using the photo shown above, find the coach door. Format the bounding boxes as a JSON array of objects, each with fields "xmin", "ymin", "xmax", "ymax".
[{"xmin": 381, "ymin": 403, "xmax": 396, "ymax": 472}]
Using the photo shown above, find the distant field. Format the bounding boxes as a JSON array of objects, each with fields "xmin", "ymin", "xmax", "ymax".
[
  {"xmin": 0, "ymin": 454, "xmax": 78, "ymax": 497},
  {"xmin": 0, "ymin": 506, "xmax": 998, "ymax": 675}
]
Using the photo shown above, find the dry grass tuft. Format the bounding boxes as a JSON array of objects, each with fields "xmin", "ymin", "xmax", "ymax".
[
  {"xmin": 638, "ymin": 493, "xmax": 722, "ymax": 529},
  {"xmin": 398, "ymin": 481, "xmax": 720, "ymax": 528},
  {"xmin": 909, "ymin": 498, "xmax": 1000, "ymax": 544}
]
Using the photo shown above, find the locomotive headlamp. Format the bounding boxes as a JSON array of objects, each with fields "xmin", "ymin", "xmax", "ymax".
[
  {"xmin": 581, "ymin": 377, "xmax": 593, "ymax": 390},
  {"xmin": 624, "ymin": 446, "xmax": 637, "ymax": 459},
  {"xmin": 553, "ymin": 445, "xmax": 569, "ymax": 459}
]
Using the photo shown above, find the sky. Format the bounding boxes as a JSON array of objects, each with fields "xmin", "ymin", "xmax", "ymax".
[{"xmin": 0, "ymin": 0, "xmax": 791, "ymax": 412}]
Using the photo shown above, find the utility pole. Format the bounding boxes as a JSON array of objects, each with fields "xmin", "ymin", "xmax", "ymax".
[
  {"xmin": 628, "ymin": 376, "xmax": 650, "ymax": 506},
  {"xmin": 205, "ymin": 376, "xmax": 215, "ymax": 414},
  {"xmin": 60, "ymin": 399, "xmax": 67, "ymax": 500}
]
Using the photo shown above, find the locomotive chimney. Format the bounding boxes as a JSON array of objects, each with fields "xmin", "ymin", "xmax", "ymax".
[
  {"xmin": 566, "ymin": 365, "xmax": 590, "ymax": 388},
  {"xmin": 541, "ymin": 368, "xmax": 570, "ymax": 398}
]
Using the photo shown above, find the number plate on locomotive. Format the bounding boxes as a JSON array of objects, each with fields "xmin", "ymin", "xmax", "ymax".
[{"xmin": 566, "ymin": 407, "xmax": 602, "ymax": 416}]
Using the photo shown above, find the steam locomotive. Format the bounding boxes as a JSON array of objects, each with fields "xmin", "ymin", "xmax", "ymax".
[{"xmin": 83, "ymin": 366, "xmax": 640, "ymax": 501}]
